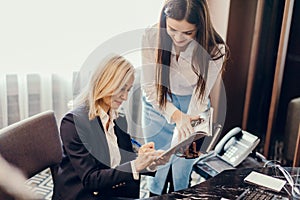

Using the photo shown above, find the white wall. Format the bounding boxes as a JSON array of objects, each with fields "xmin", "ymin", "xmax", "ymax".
[
  {"xmin": 207, "ymin": 0, "xmax": 231, "ymax": 41},
  {"xmin": 0, "ymin": 0, "xmax": 231, "ymax": 74},
  {"xmin": 0, "ymin": 0, "xmax": 163, "ymax": 74}
]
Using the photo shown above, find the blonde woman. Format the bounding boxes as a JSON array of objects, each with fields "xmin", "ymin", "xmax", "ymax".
[{"xmin": 53, "ymin": 55, "xmax": 166, "ymax": 199}]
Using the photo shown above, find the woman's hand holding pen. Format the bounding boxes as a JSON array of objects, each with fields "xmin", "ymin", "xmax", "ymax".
[
  {"xmin": 140, "ymin": 142, "xmax": 170, "ymax": 169},
  {"xmin": 134, "ymin": 142, "xmax": 168, "ymax": 172},
  {"xmin": 172, "ymin": 110, "xmax": 200, "ymax": 141},
  {"xmin": 138, "ymin": 142, "xmax": 155, "ymax": 154}
]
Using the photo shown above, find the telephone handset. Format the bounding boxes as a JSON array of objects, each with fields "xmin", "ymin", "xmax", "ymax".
[{"xmin": 214, "ymin": 127, "xmax": 260, "ymax": 167}]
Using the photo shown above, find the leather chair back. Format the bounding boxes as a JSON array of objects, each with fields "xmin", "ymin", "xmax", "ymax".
[
  {"xmin": 284, "ymin": 97, "xmax": 300, "ymax": 164},
  {"xmin": 0, "ymin": 110, "xmax": 62, "ymax": 199}
]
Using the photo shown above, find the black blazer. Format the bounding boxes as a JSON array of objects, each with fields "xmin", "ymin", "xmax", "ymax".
[{"xmin": 52, "ymin": 106, "xmax": 143, "ymax": 200}]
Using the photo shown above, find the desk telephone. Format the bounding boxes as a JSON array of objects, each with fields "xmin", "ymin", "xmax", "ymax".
[
  {"xmin": 214, "ymin": 127, "xmax": 260, "ymax": 167},
  {"xmin": 195, "ymin": 127, "xmax": 260, "ymax": 178}
]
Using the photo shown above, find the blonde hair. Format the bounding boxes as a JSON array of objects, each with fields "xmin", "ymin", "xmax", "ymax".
[{"xmin": 74, "ymin": 54, "xmax": 135, "ymax": 120}]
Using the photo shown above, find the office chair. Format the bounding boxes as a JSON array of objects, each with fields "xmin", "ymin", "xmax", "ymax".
[
  {"xmin": 293, "ymin": 123, "xmax": 300, "ymax": 167},
  {"xmin": 0, "ymin": 110, "xmax": 63, "ymax": 199},
  {"xmin": 283, "ymin": 97, "xmax": 300, "ymax": 166}
]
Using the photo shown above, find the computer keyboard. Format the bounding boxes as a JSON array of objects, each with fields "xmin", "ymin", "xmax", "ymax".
[{"xmin": 236, "ymin": 188, "xmax": 289, "ymax": 200}]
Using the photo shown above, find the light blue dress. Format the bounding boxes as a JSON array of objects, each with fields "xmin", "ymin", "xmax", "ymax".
[{"xmin": 142, "ymin": 94, "xmax": 198, "ymax": 194}]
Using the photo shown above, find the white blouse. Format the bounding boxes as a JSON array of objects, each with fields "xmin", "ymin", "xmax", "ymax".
[
  {"xmin": 99, "ymin": 108, "xmax": 139, "ymax": 179},
  {"xmin": 99, "ymin": 108, "xmax": 121, "ymax": 168},
  {"xmin": 141, "ymin": 26, "xmax": 225, "ymax": 123}
]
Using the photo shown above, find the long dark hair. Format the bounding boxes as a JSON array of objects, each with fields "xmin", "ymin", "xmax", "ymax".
[{"xmin": 156, "ymin": 0, "xmax": 229, "ymax": 109}]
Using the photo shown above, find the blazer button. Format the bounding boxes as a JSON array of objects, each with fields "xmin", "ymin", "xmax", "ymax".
[
  {"xmin": 123, "ymin": 182, "xmax": 126, "ymax": 185},
  {"xmin": 93, "ymin": 192, "xmax": 98, "ymax": 195},
  {"xmin": 112, "ymin": 186, "xmax": 115, "ymax": 189}
]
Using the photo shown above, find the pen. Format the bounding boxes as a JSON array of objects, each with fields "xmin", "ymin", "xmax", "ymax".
[{"xmin": 131, "ymin": 138, "xmax": 142, "ymax": 148}]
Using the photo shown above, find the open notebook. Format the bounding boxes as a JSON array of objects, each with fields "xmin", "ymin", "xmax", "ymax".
[
  {"xmin": 157, "ymin": 107, "xmax": 221, "ymax": 159},
  {"xmin": 156, "ymin": 131, "xmax": 208, "ymax": 159}
]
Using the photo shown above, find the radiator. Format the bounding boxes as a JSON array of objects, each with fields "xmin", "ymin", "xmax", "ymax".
[
  {"xmin": 0, "ymin": 73, "xmax": 75, "ymax": 128},
  {"xmin": 0, "ymin": 71, "xmax": 143, "ymax": 142}
]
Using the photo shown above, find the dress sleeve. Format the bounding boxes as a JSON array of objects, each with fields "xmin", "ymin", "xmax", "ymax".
[
  {"xmin": 187, "ymin": 44, "xmax": 225, "ymax": 115},
  {"xmin": 141, "ymin": 26, "xmax": 179, "ymax": 123}
]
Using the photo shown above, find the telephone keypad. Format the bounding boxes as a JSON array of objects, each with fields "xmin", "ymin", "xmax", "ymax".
[
  {"xmin": 224, "ymin": 146, "xmax": 238, "ymax": 158},
  {"xmin": 223, "ymin": 142, "xmax": 249, "ymax": 164}
]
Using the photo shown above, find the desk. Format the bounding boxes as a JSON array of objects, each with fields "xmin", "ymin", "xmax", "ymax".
[{"xmin": 141, "ymin": 167, "xmax": 299, "ymax": 200}]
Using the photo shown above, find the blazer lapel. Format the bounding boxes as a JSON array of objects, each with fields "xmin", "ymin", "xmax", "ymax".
[
  {"xmin": 71, "ymin": 106, "xmax": 111, "ymax": 167},
  {"xmin": 114, "ymin": 116, "xmax": 136, "ymax": 164},
  {"xmin": 91, "ymin": 117, "xmax": 111, "ymax": 166}
]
